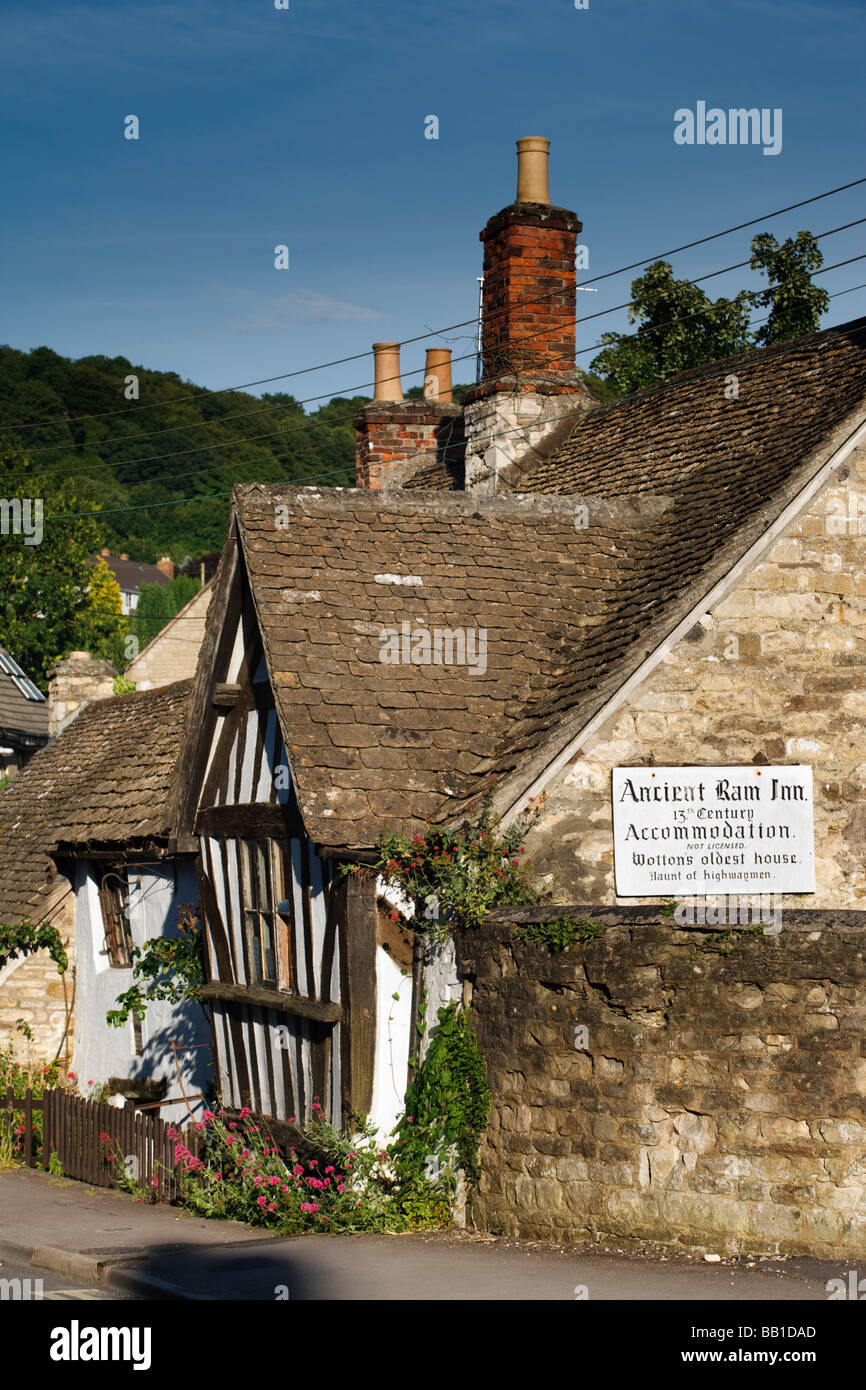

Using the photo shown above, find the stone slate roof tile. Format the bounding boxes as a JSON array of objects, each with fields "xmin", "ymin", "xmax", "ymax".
[
  {"xmin": 234, "ymin": 320, "xmax": 866, "ymax": 847},
  {"xmin": 0, "ymin": 680, "xmax": 191, "ymax": 923}
]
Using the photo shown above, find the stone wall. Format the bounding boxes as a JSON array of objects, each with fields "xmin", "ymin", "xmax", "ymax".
[
  {"xmin": 460, "ymin": 906, "xmax": 866, "ymax": 1258},
  {"xmin": 0, "ymin": 885, "xmax": 74, "ymax": 1066},
  {"xmin": 526, "ymin": 444, "xmax": 866, "ymax": 909}
]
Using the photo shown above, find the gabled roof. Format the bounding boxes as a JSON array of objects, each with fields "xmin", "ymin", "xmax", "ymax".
[
  {"xmin": 228, "ymin": 319, "xmax": 866, "ymax": 848},
  {"xmin": 0, "ymin": 647, "xmax": 49, "ymax": 749},
  {"xmin": 0, "ymin": 680, "xmax": 191, "ymax": 923},
  {"xmin": 231, "ymin": 485, "xmax": 667, "ymax": 848}
]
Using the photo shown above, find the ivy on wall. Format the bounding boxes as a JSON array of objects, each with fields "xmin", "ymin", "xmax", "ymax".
[{"xmin": 392, "ymin": 1002, "xmax": 491, "ymax": 1187}]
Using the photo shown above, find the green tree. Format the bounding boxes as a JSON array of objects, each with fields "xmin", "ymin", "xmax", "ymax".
[
  {"xmin": 0, "ymin": 445, "xmax": 119, "ymax": 689},
  {"xmin": 749, "ymin": 231, "xmax": 830, "ymax": 346},
  {"xmin": 590, "ymin": 262, "xmax": 753, "ymax": 396},
  {"xmin": 71, "ymin": 556, "xmax": 128, "ymax": 672},
  {"xmin": 591, "ymin": 230, "xmax": 830, "ymax": 395},
  {"xmin": 132, "ymin": 573, "xmax": 201, "ymax": 648}
]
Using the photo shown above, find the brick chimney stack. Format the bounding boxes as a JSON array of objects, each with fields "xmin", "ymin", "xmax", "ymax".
[
  {"xmin": 463, "ymin": 136, "xmax": 594, "ymax": 495},
  {"xmin": 156, "ymin": 556, "xmax": 175, "ymax": 580},
  {"xmin": 354, "ymin": 343, "xmax": 463, "ymax": 490}
]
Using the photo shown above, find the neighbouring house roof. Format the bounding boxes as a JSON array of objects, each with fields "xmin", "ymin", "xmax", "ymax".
[
  {"xmin": 0, "ymin": 647, "xmax": 49, "ymax": 751},
  {"xmin": 0, "ymin": 680, "xmax": 191, "ymax": 923},
  {"xmin": 93, "ymin": 553, "xmax": 172, "ymax": 594}
]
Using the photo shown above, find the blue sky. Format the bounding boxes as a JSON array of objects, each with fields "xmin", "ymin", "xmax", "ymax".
[{"xmin": 2, "ymin": 0, "xmax": 865, "ymax": 403}]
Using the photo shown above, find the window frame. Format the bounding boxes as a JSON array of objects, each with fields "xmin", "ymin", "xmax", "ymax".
[
  {"xmin": 97, "ymin": 869, "xmax": 134, "ymax": 969},
  {"xmin": 239, "ymin": 839, "xmax": 290, "ymax": 989}
]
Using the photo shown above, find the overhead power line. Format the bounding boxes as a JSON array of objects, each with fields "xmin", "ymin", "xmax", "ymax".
[
  {"xmin": 23, "ymin": 215, "xmax": 866, "ymax": 465},
  {"xmin": 11, "ymin": 174, "xmax": 866, "ymax": 435},
  {"xmin": 25, "ymin": 245, "xmax": 866, "ymax": 494},
  {"xmin": 42, "ymin": 277, "xmax": 866, "ymax": 525}
]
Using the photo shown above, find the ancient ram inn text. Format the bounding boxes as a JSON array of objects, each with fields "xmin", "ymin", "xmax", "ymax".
[{"xmin": 611, "ymin": 765, "xmax": 816, "ymax": 896}]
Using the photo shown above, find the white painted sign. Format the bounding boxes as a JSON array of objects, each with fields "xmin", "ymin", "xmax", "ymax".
[{"xmin": 612, "ymin": 765, "xmax": 816, "ymax": 896}]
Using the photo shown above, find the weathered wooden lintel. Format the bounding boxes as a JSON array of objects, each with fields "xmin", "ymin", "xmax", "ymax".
[{"xmin": 199, "ymin": 980, "xmax": 342, "ymax": 1024}]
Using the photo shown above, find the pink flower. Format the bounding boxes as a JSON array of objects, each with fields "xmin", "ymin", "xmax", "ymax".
[
  {"xmin": 309, "ymin": 1159, "xmax": 317, "ymax": 1167},
  {"xmin": 257, "ymin": 1196, "xmax": 267, "ymax": 1208},
  {"xmin": 337, "ymin": 1184, "xmax": 345, "ymax": 1193},
  {"xmin": 293, "ymin": 1164, "xmax": 304, "ymax": 1176},
  {"xmin": 268, "ymin": 1202, "xmax": 276, "ymax": 1213},
  {"xmin": 325, "ymin": 1166, "xmax": 335, "ymax": 1174},
  {"xmin": 300, "ymin": 1202, "xmax": 319, "ymax": 1214},
  {"xmin": 281, "ymin": 1185, "xmax": 289, "ymax": 1194},
  {"xmin": 241, "ymin": 1149, "xmax": 251, "ymax": 1159},
  {"xmin": 289, "ymin": 1117, "xmax": 296, "ymax": 1124},
  {"xmin": 203, "ymin": 1109, "xmax": 215, "ymax": 1122},
  {"xmin": 228, "ymin": 1122, "xmax": 237, "ymax": 1130},
  {"xmin": 226, "ymin": 1136, "xmax": 236, "ymax": 1145},
  {"xmin": 239, "ymin": 1106, "xmax": 251, "ymax": 1119},
  {"xmin": 269, "ymin": 1175, "xmax": 280, "ymax": 1186}
]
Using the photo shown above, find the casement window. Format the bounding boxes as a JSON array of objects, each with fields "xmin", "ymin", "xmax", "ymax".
[
  {"xmin": 98, "ymin": 870, "xmax": 134, "ymax": 968},
  {"xmin": 239, "ymin": 840, "xmax": 289, "ymax": 988}
]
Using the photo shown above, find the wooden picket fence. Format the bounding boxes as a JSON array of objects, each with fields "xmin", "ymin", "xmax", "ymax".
[{"xmin": 1, "ymin": 1087, "xmax": 199, "ymax": 1200}]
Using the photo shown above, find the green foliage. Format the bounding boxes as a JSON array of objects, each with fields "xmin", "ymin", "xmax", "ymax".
[
  {"xmin": 131, "ymin": 573, "xmax": 200, "ymax": 650},
  {"xmin": 591, "ymin": 261, "xmax": 753, "ymax": 396},
  {"xmin": 113, "ymin": 674, "xmax": 136, "ymax": 694},
  {"xmin": 0, "ymin": 443, "xmax": 121, "ymax": 689},
  {"xmin": 70, "ymin": 555, "xmax": 128, "ymax": 673},
  {"xmin": 392, "ymin": 1002, "xmax": 491, "ymax": 1187},
  {"xmin": 0, "ymin": 920, "xmax": 68, "ymax": 974},
  {"xmin": 750, "ymin": 232, "xmax": 830, "ymax": 346},
  {"xmin": 591, "ymin": 230, "xmax": 830, "ymax": 395},
  {"xmin": 106, "ymin": 904, "xmax": 205, "ymax": 1027},
  {"xmin": 0, "ymin": 345, "xmax": 369, "ymax": 563},
  {"xmin": 357, "ymin": 789, "xmax": 546, "ymax": 940},
  {"xmin": 512, "ymin": 914, "xmax": 602, "ymax": 951}
]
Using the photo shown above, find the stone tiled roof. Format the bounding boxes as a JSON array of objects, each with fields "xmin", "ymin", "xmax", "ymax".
[
  {"xmin": 235, "ymin": 320, "xmax": 866, "ymax": 847},
  {"xmin": 516, "ymin": 317, "xmax": 866, "ymax": 498},
  {"xmin": 235, "ymin": 486, "xmax": 667, "ymax": 848},
  {"xmin": 0, "ymin": 648, "xmax": 49, "ymax": 748},
  {"xmin": 0, "ymin": 680, "xmax": 191, "ymax": 923}
]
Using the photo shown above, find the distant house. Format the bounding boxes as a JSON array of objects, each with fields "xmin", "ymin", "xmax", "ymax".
[
  {"xmin": 124, "ymin": 581, "xmax": 213, "ymax": 690},
  {"xmin": 0, "ymin": 646, "xmax": 49, "ymax": 779},
  {"xmin": 93, "ymin": 548, "xmax": 174, "ymax": 616}
]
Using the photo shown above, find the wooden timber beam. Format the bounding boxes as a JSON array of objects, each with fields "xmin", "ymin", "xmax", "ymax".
[{"xmin": 199, "ymin": 980, "xmax": 342, "ymax": 1024}]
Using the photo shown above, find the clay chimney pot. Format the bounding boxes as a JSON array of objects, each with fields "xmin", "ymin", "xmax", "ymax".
[
  {"xmin": 372, "ymin": 342, "xmax": 403, "ymax": 402},
  {"xmin": 516, "ymin": 136, "xmax": 551, "ymax": 205},
  {"xmin": 423, "ymin": 348, "xmax": 453, "ymax": 403}
]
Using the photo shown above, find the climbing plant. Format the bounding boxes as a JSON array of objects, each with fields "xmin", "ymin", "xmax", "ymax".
[
  {"xmin": 0, "ymin": 921, "xmax": 67, "ymax": 975},
  {"xmin": 391, "ymin": 1002, "xmax": 491, "ymax": 1188},
  {"xmin": 354, "ymin": 789, "xmax": 548, "ymax": 940},
  {"xmin": 106, "ymin": 904, "xmax": 207, "ymax": 1027}
]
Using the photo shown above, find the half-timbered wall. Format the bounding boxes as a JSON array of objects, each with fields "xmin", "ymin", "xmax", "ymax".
[{"xmin": 194, "ymin": 584, "xmax": 345, "ymax": 1126}]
